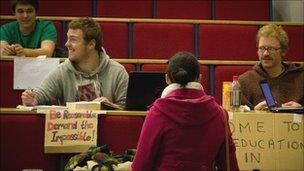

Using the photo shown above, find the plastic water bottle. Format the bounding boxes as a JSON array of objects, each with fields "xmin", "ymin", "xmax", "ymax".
[{"xmin": 230, "ymin": 75, "xmax": 241, "ymax": 111}]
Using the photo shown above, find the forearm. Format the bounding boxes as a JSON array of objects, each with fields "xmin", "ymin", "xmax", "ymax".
[
  {"xmin": 0, "ymin": 47, "xmax": 6, "ymax": 56},
  {"xmin": 24, "ymin": 48, "xmax": 54, "ymax": 57}
]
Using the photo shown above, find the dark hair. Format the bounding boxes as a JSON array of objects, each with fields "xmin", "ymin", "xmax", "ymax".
[
  {"xmin": 11, "ymin": 0, "xmax": 39, "ymax": 12},
  {"xmin": 68, "ymin": 17, "xmax": 103, "ymax": 54},
  {"xmin": 167, "ymin": 51, "xmax": 200, "ymax": 87}
]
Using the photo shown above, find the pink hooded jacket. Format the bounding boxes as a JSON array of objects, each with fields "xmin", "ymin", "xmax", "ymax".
[{"xmin": 132, "ymin": 82, "xmax": 239, "ymax": 171}]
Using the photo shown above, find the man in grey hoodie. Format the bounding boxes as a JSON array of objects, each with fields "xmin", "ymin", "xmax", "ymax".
[{"xmin": 21, "ymin": 17, "xmax": 129, "ymax": 107}]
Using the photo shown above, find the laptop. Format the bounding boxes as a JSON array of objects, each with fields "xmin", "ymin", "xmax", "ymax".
[
  {"xmin": 259, "ymin": 80, "xmax": 303, "ymax": 114},
  {"xmin": 125, "ymin": 71, "xmax": 167, "ymax": 111}
]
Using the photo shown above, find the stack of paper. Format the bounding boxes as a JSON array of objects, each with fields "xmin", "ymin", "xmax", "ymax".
[
  {"xmin": 17, "ymin": 105, "xmax": 68, "ymax": 111},
  {"xmin": 66, "ymin": 101, "xmax": 101, "ymax": 110}
]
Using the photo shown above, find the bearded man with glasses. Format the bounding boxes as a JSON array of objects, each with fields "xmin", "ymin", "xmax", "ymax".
[{"xmin": 239, "ymin": 24, "xmax": 303, "ymax": 110}]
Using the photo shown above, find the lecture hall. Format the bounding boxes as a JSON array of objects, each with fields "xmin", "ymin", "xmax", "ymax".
[{"xmin": 0, "ymin": 0, "xmax": 303, "ymax": 170}]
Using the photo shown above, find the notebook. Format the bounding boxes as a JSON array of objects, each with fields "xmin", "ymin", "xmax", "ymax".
[
  {"xmin": 125, "ymin": 71, "xmax": 167, "ymax": 111},
  {"xmin": 259, "ymin": 80, "xmax": 303, "ymax": 114}
]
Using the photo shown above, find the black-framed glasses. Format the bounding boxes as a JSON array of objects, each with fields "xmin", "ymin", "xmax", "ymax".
[{"xmin": 258, "ymin": 46, "xmax": 281, "ymax": 53}]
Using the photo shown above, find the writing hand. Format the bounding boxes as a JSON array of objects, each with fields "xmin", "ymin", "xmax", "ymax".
[{"xmin": 21, "ymin": 89, "xmax": 38, "ymax": 106}]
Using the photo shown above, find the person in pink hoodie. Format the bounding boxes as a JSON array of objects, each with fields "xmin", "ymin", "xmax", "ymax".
[{"xmin": 131, "ymin": 51, "xmax": 239, "ymax": 171}]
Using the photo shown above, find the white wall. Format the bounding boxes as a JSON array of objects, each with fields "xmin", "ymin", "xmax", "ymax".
[{"xmin": 273, "ymin": 0, "xmax": 304, "ymax": 22}]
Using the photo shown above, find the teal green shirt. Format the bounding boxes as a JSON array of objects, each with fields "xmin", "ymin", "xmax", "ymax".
[{"xmin": 0, "ymin": 19, "xmax": 57, "ymax": 56}]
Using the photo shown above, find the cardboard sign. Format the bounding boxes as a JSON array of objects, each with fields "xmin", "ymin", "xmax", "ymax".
[
  {"xmin": 43, "ymin": 109, "xmax": 98, "ymax": 153},
  {"xmin": 230, "ymin": 112, "xmax": 303, "ymax": 170}
]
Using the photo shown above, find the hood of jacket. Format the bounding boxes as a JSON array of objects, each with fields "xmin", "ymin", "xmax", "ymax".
[
  {"xmin": 152, "ymin": 82, "xmax": 221, "ymax": 127},
  {"xmin": 62, "ymin": 51, "xmax": 111, "ymax": 100},
  {"xmin": 253, "ymin": 62, "xmax": 304, "ymax": 78}
]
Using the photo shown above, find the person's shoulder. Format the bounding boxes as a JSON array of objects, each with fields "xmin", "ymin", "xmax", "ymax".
[
  {"xmin": 99, "ymin": 52, "xmax": 128, "ymax": 75},
  {"xmin": 108, "ymin": 58, "xmax": 127, "ymax": 72},
  {"xmin": 238, "ymin": 69, "xmax": 261, "ymax": 86},
  {"xmin": 1, "ymin": 21, "xmax": 18, "ymax": 40},
  {"xmin": 59, "ymin": 58, "xmax": 73, "ymax": 69},
  {"xmin": 285, "ymin": 62, "xmax": 304, "ymax": 71},
  {"xmin": 36, "ymin": 19, "xmax": 56, "ymax": 29},
  {"xmin": 1, "ymin": 21, "xmax": 18, "ymax": 29},
  {"xmin": 147, "ymin": 103, "xmax": 165, "ymax": 119},
  {"xmin": 239, "ymin": 68, "xmax": 256, "ymax": 80},
  {"xmin": 36, "ymin": 19, "xmax": 53, "ymax": 25}
]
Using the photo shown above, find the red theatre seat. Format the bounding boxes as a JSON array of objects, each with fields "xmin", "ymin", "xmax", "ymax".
[
  {"xmin": 141, "ymin": 64, "xmax": 210, "ymax": 95},
  {"xmin": 200, "ymin": 66, "xmax": 210, "ymax": 95},
  {"xmin": 97, "ymin": 0, "xmax": 152, "ymax": 18},
  {"xmin": 99, "ymin": 23, "xmax": 135, "ymax": 72},
  {"xmin": 156, "ymin": 0, "xmax": 211, "ymax": 19},
  {"xmin": 39, "ymin": 1, "xmax": 92, "ymax": 16},
  {"xmin": 214, "ymin": 65, "xmax": 252, "ymax": 105},
  {"xmin": 0, "ymin": 0, "xmax": 14, "ymax": 26},
  {"xmin": 98, "ymin": 116, "xmax": 145, "ymax": 154},
  {"xmin": 0, "ymin": 60, "xmax": 23, "ymax": 107},
  {"xmin": 0, "ymin": 114, "xmax": 145, "ymax": 170},
  {"xmin": 199, "ymin": 24, "xmax": 258, "ymax": 60},
  {"xmin": 100, "ymin": 23, "xmax": 129, "ymax": 58},
  {"xmin": 0, "ymin": 114, "xmax": 60, "ymax": 170},
  {"xmin": 283, "ymin": 25, "xmax": 304, "ymax": 61},
  {"xmin": 52, "ymin": 21, "xmax": 63, "ymax": 49},
  {"xmin": 215, "ymin": 0, "xmax": 270, "ymax": 20},
  {"xmin": 0, "ymin": 0, "xmax": 11, "ymax": 15},
  {"xmin": 122, "ymin": 64, "xmax": 135, "ymax": 73},
  {"xmin": 0, "ymin": 20, "xmax": 13, "ymax": 26},
  {"xmin": 133, "ymin": 23, "xmax": 194, "ymax": 59},
  {"xmin": 141, "ymin": 64, "xmax": 167, "ymax": 72}
]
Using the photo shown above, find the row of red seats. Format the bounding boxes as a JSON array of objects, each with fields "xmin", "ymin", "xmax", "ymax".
[
  {"xmin": 99, "ymin": 23, "xmax": 304, "ymax": 61},
  {"xmin": 1, "ymin": 0, "xmax": 270, "ymax": 20},
  {"xmin": 0, "ymin": 113, "xmax": 144, "ymax": 170},
  {"xmin": 1, "ymin": 20, "xmax": 303, "ymax": 61}
]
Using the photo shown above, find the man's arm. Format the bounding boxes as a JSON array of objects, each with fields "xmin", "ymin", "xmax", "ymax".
[
  {"xmin": 13, "ymin": 40, "xmax": 56, "ymax": 57},
  {"xmin": 114, "ymin": 69, "xmax": 129, "ymax": 107}
]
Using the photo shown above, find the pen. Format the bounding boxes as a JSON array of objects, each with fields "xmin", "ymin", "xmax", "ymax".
[
  {"xmin": 27, "ymin": 88, "xmax": 37, "ymax": 98},
  {"xmin": 27, "ymin": 88, "xmax": 35, "ymax": 92}
]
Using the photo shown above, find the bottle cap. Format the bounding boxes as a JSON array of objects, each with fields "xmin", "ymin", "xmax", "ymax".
[{"xmin": 233, "ymin": 75, "xmax": 239, "ymax": 80}]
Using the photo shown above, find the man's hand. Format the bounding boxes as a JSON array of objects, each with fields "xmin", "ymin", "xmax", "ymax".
[
  {"xmin": 12, "ymin": 44, "xmax": 26, "ymax": 56},
  {"xmin": 1, "ymin": 44, "xmax": 15, "ymax": 55},
  {"xmin": 94, "ymin": 96, "xmax": 110, "ymax": 103},
  {"xmin": 21, "ymin": 89, "xmax": 38, "ymax": 106},
  {"xmin": 282, "ymin": 101, "xmax": 302, "ymax": 108},
  {"xmin": 254, "ymin": 100, "xmax": 268, "ymax": 110}
]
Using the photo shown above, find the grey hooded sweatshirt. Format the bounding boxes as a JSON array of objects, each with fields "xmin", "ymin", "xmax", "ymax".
[{"xmin": 35, "ymin": 52, "xmax": 129, "ymax": 107}]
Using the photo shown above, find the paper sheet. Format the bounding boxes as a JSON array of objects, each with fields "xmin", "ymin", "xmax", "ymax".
[{"xmin": 13, "ymin": 57, "xmax": 60, "ymax": 90}]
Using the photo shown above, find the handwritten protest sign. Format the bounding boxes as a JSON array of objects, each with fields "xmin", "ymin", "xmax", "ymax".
[
  {"xmin": 230, "ymin": 112, "xmax": 303, "ymax": 170},
  {"xmin": 43, "ymin": 109, "xmax": 98, "ymax": 153}
]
